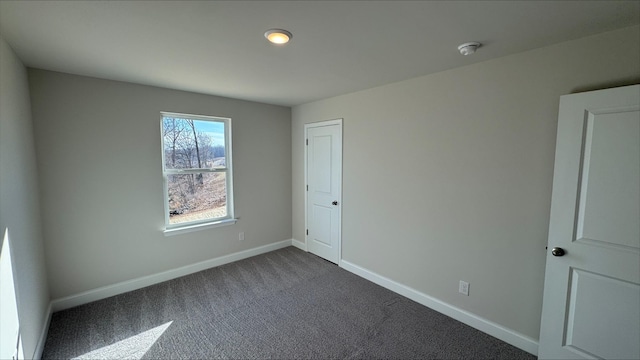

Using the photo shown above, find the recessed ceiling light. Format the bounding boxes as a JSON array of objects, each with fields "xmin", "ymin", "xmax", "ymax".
[
  {"xmin": 458, "ymin": 42, "xmax": 481, "ymax": 55},
  {"xmin": 264, "ymin": 29, "xmax": 292, "ymax": 45}
]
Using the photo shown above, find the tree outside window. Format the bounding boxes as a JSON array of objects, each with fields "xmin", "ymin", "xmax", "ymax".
[{"xmin": 161, "ymin": 113, "xmax": 233, "ymax": 228}]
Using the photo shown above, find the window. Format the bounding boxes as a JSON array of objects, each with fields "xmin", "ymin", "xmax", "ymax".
[
  {"xmin": 161, "ymin": 112, "xmax": 234, "ymax": 232},
  {"xmin": 1, "ymin": 229, "xmax": 22, "ymax": 360}
]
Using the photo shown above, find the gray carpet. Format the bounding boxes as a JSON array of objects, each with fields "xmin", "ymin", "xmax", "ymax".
[{"xmin": 43, "ymin": 247, "xmax": 536, "ymax": 359}]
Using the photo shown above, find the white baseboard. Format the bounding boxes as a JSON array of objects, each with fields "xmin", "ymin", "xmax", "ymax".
[
  {"xmin": 291, "ymin": 238, "xmax": 307, "ymax": 251},
  {"xmin": 33, "ymin": 302, "xmax": 52, "ymax": 359},
  {"xmin": 340, "ymin": 260, "xmax": 539, "ymax": 356},
  {"xmin": 51, "ymin": 239, "xmax": 293, "ymax": 312}
]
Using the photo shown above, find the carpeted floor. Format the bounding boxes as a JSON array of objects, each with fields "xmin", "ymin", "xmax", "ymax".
[{"xmin": 42, "ymin": 247, "xmax": 536, "ymax": 359}]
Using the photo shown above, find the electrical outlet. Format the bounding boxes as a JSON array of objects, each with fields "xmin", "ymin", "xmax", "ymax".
[
  {"xmin": 459, "ymin": 280, "xmax": 469, "ymax": 296},
  {"xmin": 239, "ymin": 232, "xmax": 245, "ymax": 241}
]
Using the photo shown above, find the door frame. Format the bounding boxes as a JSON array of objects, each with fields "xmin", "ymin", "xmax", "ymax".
[{"xmin": 304, "ymin": 118, "xmax": 343, "ymax": 265}]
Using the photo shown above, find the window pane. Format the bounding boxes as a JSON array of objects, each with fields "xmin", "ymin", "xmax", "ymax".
[
  {"xmin": 162, "ymin": 117, "xmax": 226, "ymax": 170},
  {"xmin": 167, "ymin": 172, "xmax": 227, "ymax": 224}
]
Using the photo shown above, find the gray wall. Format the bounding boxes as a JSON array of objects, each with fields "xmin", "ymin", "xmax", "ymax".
[
  {"xmin": 292, "ymin": 25, "xmax": 640, "ymax": 340},
  {"xmin": 0, "ymin": 36, "xmax": 50, "ymax": 359},
  {"xmin": 28, "ymin": 70, "xmax": 292, "ymax": 300}
]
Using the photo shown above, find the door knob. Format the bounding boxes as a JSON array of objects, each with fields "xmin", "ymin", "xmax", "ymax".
[
  {"xmin": 551, "ymin": 247, "xmax": 565, "ymax": 257},
  {"xmin": 332, "ymin": 201, "xmax": 339, "ymax": 205}
]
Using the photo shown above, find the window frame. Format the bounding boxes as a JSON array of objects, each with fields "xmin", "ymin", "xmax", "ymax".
[{"xmin": 160, "ymin": 111, "xmax": 235, "ymax": 234}]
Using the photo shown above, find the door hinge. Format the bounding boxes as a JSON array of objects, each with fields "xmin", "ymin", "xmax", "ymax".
[
  {"xmin": 306, "ymin": 139, "xmax": 308, "ymax": 145},
  {"xmin": 306, "ymin": 229, "xmax": 309, "ymax": 235},
  {"xmin": 306, "ymin": 185, "xmax": 308, "ymax": 191}
]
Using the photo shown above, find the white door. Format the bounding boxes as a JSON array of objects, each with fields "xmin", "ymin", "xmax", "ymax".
[
  {"xmin": 305, "ymin": 120, "xmax": 342, "ymax": 264},
  {"xmin": 539, "ymin": 85, "xmax": 640, "ymax": 359}
]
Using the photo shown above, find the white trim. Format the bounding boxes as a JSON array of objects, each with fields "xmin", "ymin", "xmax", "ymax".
[
  {"xmin": 160, "ymin": 111, "xmax": 231, "ymax": 123},
  {"xmin": 304, "ymin": 119, "xmax": 343, "ymax": 265},
  {"xmin": 163, "ymin": 218, "xmax": 237, "ymax": 236},
  {"xmin": 33, "ymin": 302, "xmax": 52, "ymax": 359},
  {"xmin": 340, "ymin": 259, "xmax": 539, "ymax": 356},
  {"xmin": 291, "ymin": 238, "xmax": 307, "ymax": 251},
  {"xmin": 306, "ymin": 118, "xmax": 343, "ymax": 127},
  {"xmin": 51, "ymin": 240, "xmax": 292, "ymax": 312}
]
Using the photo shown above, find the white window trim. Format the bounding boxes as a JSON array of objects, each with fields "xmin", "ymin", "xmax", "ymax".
[
  {"xmin": 163, "ymin": 218, "xmax": 237, "ymax": 236},
  {"xmin": 160, "ymin": 112, "xmax": 236, "ymax": 233}
]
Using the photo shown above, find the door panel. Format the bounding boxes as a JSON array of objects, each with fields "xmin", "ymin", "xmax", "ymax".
[
  {"xmin": 539, "ymin": 85, "xmax": 640, "ymax": 359},
  {"xmin": 576, "ymin": 109, "xmax": 640, "ymax": 249},
  {"xmin": 312, "ymin": 135, "xmax": 333, "ymax": 193},
  {"xmin": 311, "ymin": 204, "xmax": 332, "ymax": 246},
  {"xmin": 565, "ymin": 269, "xmax": 640, "ymax": 359},
  {"xmin": 306, "ymin": 121, "xmax": 342, "ymax": 264}
]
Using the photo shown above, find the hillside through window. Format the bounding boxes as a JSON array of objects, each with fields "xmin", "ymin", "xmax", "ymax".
[{"xmin": 161, "ymin": 112, "xmax": 233, "ymax": 230}]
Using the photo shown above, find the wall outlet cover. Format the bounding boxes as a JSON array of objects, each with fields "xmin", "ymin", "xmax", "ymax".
[{"xmin": 459, "ymin": 280, "xmax": 469, "ymax": 296}]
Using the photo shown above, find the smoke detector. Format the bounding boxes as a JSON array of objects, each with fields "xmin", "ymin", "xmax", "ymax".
[{"xmin": 458, "ymin": 42, "xmax": 481, "ymax": 56}]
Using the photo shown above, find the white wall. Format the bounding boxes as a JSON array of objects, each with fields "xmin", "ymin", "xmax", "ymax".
[
  {"xmin": 0, "ymin": 36, "xmax": 50, "ymax": 359},
  {"xmin": 28, "ymin": 70, "xmax": 292, "ymax": 300},
  {"xmin": 292, "ymin": 25, "xmax": 640, "ymax": 341}
]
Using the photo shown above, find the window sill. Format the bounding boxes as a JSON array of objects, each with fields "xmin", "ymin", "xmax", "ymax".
[{"xmin": 163, "ymin": 218, "xmax": 237, "ymax": 236}]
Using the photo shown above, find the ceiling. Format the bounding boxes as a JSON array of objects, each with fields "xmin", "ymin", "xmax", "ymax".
[{"xmin": 1, "ymin": 1, "xmax": 638, "ymax": 107}]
